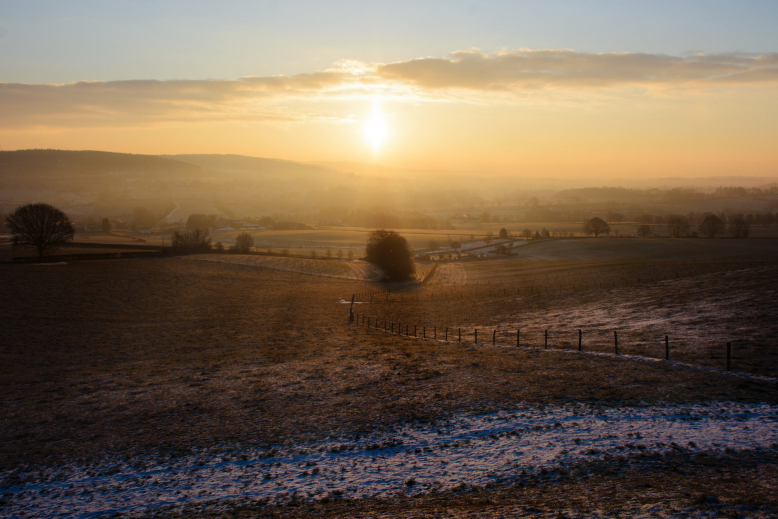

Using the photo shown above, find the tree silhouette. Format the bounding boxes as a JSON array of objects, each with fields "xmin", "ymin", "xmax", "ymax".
[
  {"xmin": 666, "ymin": 214, "xmax": 691, "ymax": 238},
  {"xmin": 234, "ymin": 232, "xmax": 254, "ymax": 253},
  {"xmin": 365, "ymin": 229, "xmax": 415, "ymax": 282},
  {"xmin": 6, "ymin": 203, "xmax": 75, "ymax": 257},
  {"xmin": 698, "ymin": 215, "xmax": 725, "ymax": 238},
  {"xmin": 583, "ymin": 217, "xmax": 610, "ymax": 237}
]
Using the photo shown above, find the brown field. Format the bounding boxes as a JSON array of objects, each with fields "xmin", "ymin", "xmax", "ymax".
[{"xmin": 1, "ymin": 237, "xmax": 777, "ymax": 517}]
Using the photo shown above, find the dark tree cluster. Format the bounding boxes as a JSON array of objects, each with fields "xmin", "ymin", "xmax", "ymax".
[
  {"xmin": 171, "ymin": 229, "xmax": 212, "ymax": 254},
  {"xmin": 365, "ymin": 229, "xmax": 416, "ymax": 282}
]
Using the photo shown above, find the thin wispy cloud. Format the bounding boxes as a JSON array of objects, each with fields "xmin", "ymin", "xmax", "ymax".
[{"xmin": 2, "ymin": 49, "xmax": 777, "ymax": 129}]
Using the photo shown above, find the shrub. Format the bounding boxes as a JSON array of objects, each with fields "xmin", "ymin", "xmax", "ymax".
[{"xmin": 365, "ymin": 229, "xmax": 415, "ymax": 282}]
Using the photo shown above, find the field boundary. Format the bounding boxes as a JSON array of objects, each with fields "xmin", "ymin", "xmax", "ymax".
[{"xmin": 350, "ymin": 314, "xmax": 778, "ymax": 384}]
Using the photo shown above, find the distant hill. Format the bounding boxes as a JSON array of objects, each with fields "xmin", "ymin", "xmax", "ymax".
[
  {"xmin": 0, "ymin": 149, "xmax": 201, "ymax": 179},
  {"xmin": 163, "ymin": 154, "xmax": 341, "ymax": 179}
]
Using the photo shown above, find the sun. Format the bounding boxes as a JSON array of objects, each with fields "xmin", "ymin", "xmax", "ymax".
[{"xmin": 365, "ymin": 102, "xmax": 388, "ymax": 151}]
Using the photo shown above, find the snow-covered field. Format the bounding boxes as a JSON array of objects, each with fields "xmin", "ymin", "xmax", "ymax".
[{"xmin": 3, "ymin": 402, "xmax": 777, "ymax": 518}]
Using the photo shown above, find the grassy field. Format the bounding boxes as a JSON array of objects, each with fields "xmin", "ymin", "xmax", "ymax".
[{"xmin": 1, "ymin": 237, "xmax": 777, "ymax": 517}]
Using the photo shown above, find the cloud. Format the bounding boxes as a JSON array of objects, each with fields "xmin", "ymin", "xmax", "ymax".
[
  {"xmin": 376, "ymin": 49, "xmax": 778, "ymax": 91},
  {"xmin": 0, "ymin": 72, "xmax": 362, "ymax": 128},
  {"xmin": 2, "ymin": 49, "xmax": 777, "ymax": 129}
]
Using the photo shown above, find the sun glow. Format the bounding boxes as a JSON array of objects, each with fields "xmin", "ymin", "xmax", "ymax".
[{"xmin": 365, "ymin": 102, "xmax": 388, "ymax": 151}]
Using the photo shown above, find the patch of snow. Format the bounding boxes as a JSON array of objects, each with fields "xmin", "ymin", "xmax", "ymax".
[{"xmin": 3, "ymin": 402, "xmax": 777, "ymax": 517}]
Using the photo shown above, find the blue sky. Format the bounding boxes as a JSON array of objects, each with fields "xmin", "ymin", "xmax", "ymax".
[{"xmin": 1, "ymin": 0, "xmax": 777, "ymax": 83}]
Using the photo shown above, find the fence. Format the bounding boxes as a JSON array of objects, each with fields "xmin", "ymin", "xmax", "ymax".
[{"xmin": 350, "ymin": 312, "xmax": 742, "ymax": 372}]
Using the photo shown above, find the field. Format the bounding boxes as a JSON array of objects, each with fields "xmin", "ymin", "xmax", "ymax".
[{"xmin": 1, "ymin": 238, "xmax": 777, "ymax": 517}]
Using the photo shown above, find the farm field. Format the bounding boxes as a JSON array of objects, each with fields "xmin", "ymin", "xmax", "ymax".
[{"xmin": 1, "ymin": 237, "xmax": 777, "ymax": 517}]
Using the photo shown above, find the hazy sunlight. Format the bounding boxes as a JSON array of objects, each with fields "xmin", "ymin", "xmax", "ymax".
[{"xmin": 365, "ymin": 102, "xmax": 388, "ymax": 151}]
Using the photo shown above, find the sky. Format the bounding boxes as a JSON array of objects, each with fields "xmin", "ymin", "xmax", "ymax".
[{"xmin": 1, "ymin": 0, "xmax": 777, "ymax": 179}]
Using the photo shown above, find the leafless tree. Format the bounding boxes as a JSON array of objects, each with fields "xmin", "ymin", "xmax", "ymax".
[
  {"xmin": 698, "ymin": 215, "xmax": 725, "ymax": 238},
  {"xmin": 6, "ymin": 203, "xmax": 75, "ymax": 257}
]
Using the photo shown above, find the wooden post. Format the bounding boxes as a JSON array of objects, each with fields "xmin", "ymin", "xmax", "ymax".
[
  {"xmin": 544, "ymin": 329, "xmax": 548, "ymax": 348},
  {"xmin": 406, "ymin": 324, "xmax": 408, "ymax": 336},
  {"xmin": 475, "ymin": 329, "xmax": 478, "ymax": 344},
  {"xmin": 459, "ymin": 328, "xmax": 461, "ymax": 343},
  {"xmin": 614, "ymin": 331, "xmax": 618, "ymax": 354},
  {"xmin": 578, "ymin": 329, "xmax": 582, "ymax": 351},
  {"xmin": 434, "ymin": 326, "xmax": 437, "ymax": 339},
  {"xmin": 727, "ymin": 342, "xmax": 732, "ymax": 371},
  {"xmin": 665, "ymin": 335, "xmax": 669, "ymax": 361},
  {"xmin": 423, "ymin": 326, "xmax": 426, "ymax": 339},
  {"xmin": 493, "ymin": 330, "xmax": 496, "ymax": 345}
]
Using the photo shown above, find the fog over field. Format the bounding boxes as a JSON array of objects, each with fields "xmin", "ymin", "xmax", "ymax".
[{"xmin": 2, "ymin": 1, "xmax": 778, "ymax": 518}]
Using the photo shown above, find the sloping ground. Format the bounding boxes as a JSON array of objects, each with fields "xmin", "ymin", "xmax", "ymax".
[
  {"xmin": 508, "ymin": 237, "xmax": 778, "ymax": 262},
  {"xmin": 365, "ymin": 265, "xmax": 778, "ymax": 378},
  {"xmin": 3, "ymin": 402, "xmax": 777, "ymax": 517},
  {"xmin": 186, "ymin": 254, "xmax": 385, "ymax": 280}
]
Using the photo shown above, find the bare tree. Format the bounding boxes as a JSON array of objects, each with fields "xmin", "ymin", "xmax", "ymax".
[
  {"xmin": 484, "ymin": 232, "xmax": 494, "ymax": 245},
  {"xmin": 666, "ymin": 214, "xmax": 691, "ymax": 238},
  {"xmin": 729, "ymin": 216, "xmax": 750, "ymax": 238},
  {"xmin": 583, "ymin": 217, "xmax": 610, "ymax": 237},
  {"xmin": 636, "ymin": 224, "xmax": 652, "ymax": 238},
  {"xmin": 172, "ymin": 229, "xmax": 212, "ymax": 254},
  {"xmin": 6, "ymin": 203, "xmax": 75, "ymax": 257},
  {"xmin": 698, "ymin": 215, "xmax": 725, "ymax": 238},
  {"xmin": 234, "ymin": 232, "xmax": 254, "ymax": 253}
]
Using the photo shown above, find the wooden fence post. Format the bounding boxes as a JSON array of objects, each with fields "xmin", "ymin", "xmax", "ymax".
[
  {"xmin": 544, "ymin": 330, "xmax": 548, "ymax": 348},
  {"xmin": 665, "ymin": 335, "xmax": 669, "ymax": 361},
  {"xmin": 517, "ymin": 329, "xmax": 520, "ymax": 347},
  {"xmin": 459, "ymin": 328, "xmax": 461, "ymax": 343},
  {"xmin": 578, "ymin": 329, "xmax": 582, "ymax": 351},
  {"xmin": 493, "ymin": 330, "xmax": 496, "ymax": 345},
  {"xmin": 475, "ymin": 329, "xmax": 478, "ymax": 344},
  {"xmin": 614, "ymin": 331, "xmax": 618, "ymax": 354},
  {"xmin": 434, "ymin": 326, "xmax": 437, "ymax": 339},
  {"xmin": 445, "ymin": 327, "xmax": 448, "ymax": 341},
  {"xmin": 414, "ymin": 325, "xmax": 417, "ymax": 338},
  {"xmin": 727, "ymin": 342, "xmax": 732, "ymax": 371},
  {"xmin": 423, "ymin": 326, "xmax": 426, "ymax": 339}
]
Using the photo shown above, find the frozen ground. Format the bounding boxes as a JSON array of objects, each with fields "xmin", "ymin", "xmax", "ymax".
[{"xmin": 3, "ymin": 402, "xmax": 777, "ymax": 518}]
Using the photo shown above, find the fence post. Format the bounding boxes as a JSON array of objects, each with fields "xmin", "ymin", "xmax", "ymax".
[
  {"xmin": 665, "ymin": 335, "xmax": 669, "ymax": 361},
  {"xmin": 414, "ymin": 325, "xmax": 417, "ymax": 338},
  {"xmin": 517, "ymin": 329, "xmax": 520, "ymax": 347},
  {"xmin": 578, "ymin": 329, "xmax": 582, "ymax": 351},
  {"xmin": 446, "ymin": 327, "xmax": 448, "ymax": 341},
  {"xmin": 423, "ymin": 326, "xmax": 426, "ymax": 339},
  {"xmin": 459, "ymin": 328, "xmax": 461, "ymax": 343},
  {"xmin": 727, "ymin": 342, "xmax": 732, "ymax": 371},
  {"xmin": 434, "ymin": 326, "xmax": 437, "ymax": 339},
  {"xmin": 544, "ymin": 330, "xmax": 548, "ymax": 348},
  {"xmin": 614, "ymin": 331, "xmax": 618, "ymax": 355},
  {"xmin": 475, "ymin": 329, "xmax": 478, "ymax": 344}
]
